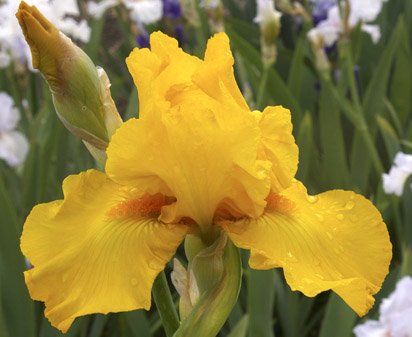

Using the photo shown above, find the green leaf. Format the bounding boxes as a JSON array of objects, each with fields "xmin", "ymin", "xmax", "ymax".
[
  {"xmin": 402, "ymin": 176, "xmax": 412, "ymax": 249},
  {"xmin": 362, "ymin": 19, "xmax": 403, "ymax": 119},
  {"xmin": 247, "ymin": 269, "xmax": 275, "ymax": 337},
  {"xmin": 287, "ymin": 37, "xmax": 305, "ymax": 99},
  {"xmin": 274, "ymin": 271, "xmax": 314, "ymax": 337},
  {"xmin": 318, "ymin": 80, "xmax": 350, "ymax": 189},
  {"xmin": 89, "ymin": 315, "xmax": 109, "ymax": 337},
  {"xmin": 0, "ymin": 279, "xmax": 10, "ymax": 337},
  {"xmin": 376, "ymin": 116, "xmax": 401, "ymax": 160},
  {"xmin": 389, "ymin": 17, "xmax": 412, "ymax": 126},
  {"xmin": 123, "ymin": 310, "xmax": 151, "ymax": 337},
  {"xmin": 318, "ymin": 294, "xmax": 356, "ymax": 337},
  {"xmin": 227, "ymin": 314, "xmax": 249, "ymax": 337},
  {"xmin": 0, "ymin": 173, "xmax": 35, "ymax": 337}
]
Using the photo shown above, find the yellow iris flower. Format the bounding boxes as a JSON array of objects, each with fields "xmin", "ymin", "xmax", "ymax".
[{"xmin": 21, "ymin": 32, "xmax": 392, "ymax": 332}]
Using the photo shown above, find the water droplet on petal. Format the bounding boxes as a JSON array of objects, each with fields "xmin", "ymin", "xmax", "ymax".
[
  {"xmin": 287, "ymin": 251, "xmax": 298, "ymax": 263},
  {"xmin": 326, "ymin": 231, "xmax": 333, "ymax": 240},
  {"xmin": 131, "ymin": 278, "xmax": 138, "ymax": 286},
  {"xmin": 315, "ymin": 213, "xmax": 324, "ymax": 221},
  {"xmin": 81, "ymin": 105, "xmax": 87, "ymax": 111},
  {"xmin": 336, "ymin": 213, "xmax": 344, "ymax": 221},
  {"xmin": 315, "ymin": 273, "xmax": 324, "ymax": 280},
  {"xmin": 307, "ymin": 195, "xmax": 318, "ymax": 204},
  {"xmin": 345, "ymin": 200, "xmax": 355, "ymax": 210}
]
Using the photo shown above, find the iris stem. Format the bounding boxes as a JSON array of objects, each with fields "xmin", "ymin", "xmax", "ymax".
[
  {"xmin": 256, "ymin": 63, "xmax": 271, "ymax": 110},
  {"xmin": 152, "ymin": 271, "xmax": 180, "ymax": 337},
  {"xmin": 340, "ymin": 40, "xmax": 384, "ymax": 175}
]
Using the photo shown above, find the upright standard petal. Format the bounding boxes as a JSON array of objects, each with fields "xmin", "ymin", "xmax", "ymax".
[
  {"xmin": 126, "ymin": 31, "xmax": 201, "ymax": 116},
  {"xmin": 192, "ymin": 32, "xmax": 249, "ymax": 111},
  {"xmin": 109, "ymin": 32, "xmax": 279, "ymax": 227},
  {"xmin": 106, "ymin": 97, "xmax": 271, "ymax": 227},
  {"xmin": 220, "ymin": 181, "xmax": 391, "ymax": 316},
  {"xmin": 255, "ymin": 106, "xmax": 298, "ymax": 192},
  {"xmin": 21, "ymin": 170, "xmax": 188, "ymax": 332}
]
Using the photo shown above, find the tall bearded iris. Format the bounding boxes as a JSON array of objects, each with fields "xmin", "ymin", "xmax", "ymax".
[{"xmin": 20, "ymin": 10, "xmax": 392, "ymax": 333}]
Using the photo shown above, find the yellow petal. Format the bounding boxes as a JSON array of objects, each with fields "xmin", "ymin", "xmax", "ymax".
[
  {"xmin": 255, "ymin": 106, "xmax": 299, "ymax": 192},
  {"xmin": 192, "ymin": 32, "xmax": 249, "ymax": 111},
  {"xmin": 126, "ymin": 31, "xmax": 201, "ymax": 116},
  {"xmin": 21, "ymin": 170, "xmax": 188, "ymax": 332},
  {"xmin": 221, "ymin": 180, "xmax": 391, "ymax": 316},
  {"xmin": 106, "ymin": 95, "xmax": 271, "ymax": 227},
  {"xmin": 110, "ymin": 33, "xmax": 277, "ymax": 227}
]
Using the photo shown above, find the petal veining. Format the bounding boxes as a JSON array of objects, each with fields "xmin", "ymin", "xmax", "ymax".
[
  {"xmin": 21, "ymin": 169, "xmax": 188, "ymax": 332},
  {"xmin": 220, "ymin": 180, "xmax": 392, "ymax": 316}
]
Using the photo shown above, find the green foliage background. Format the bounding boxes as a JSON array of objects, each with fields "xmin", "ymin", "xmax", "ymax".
[{"xmin": 0, "ymin": 0, "xmax": 411, "ymax": 336}]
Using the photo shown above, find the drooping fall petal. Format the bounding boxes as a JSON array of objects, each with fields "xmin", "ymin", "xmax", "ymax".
[
  {"xmin": 220, "ymin": 180, "xmax": 391, "ymax": 316},
  {"xmin": 21, "ymin": 170, "xmax": 188, "ymax": 332}
]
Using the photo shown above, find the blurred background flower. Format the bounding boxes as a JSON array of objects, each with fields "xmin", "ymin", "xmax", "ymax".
[
  {"xmin": 1, "ymin": 0, "xmax": 412, "ymax": 337},
  {"xmin": 0, "ymin": 92, "xmax": 29, "ymax": 167},
  {"xmin": 353, "ymin": 276, "xmax": 412, "ymax": 337},
  {"xmin": 0, "ymin": 0, "xmax": 90, "ymax": 69},
  {"xmin": 307, "ymin": 0, "xmax": 387, "ymax": 47},
  {"xmin": 383, "ymin": 152, "xmax": 412, "ymax": 196}
]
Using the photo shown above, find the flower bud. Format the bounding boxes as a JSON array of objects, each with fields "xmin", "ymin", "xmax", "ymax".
[
  {"xmin": 171, "ymin": 232, "xmax": 242, "ymax": 337},
  {"xmin": 16, "ymin": 1, "xmax": 122, "ymax": 162},
  {"xmin": 254, "ymin": 0, "xmax": 282, "ymax": 65},
  {"xmin": 307, "ymin": 28, "xmax": 331, "ymax": 78}
]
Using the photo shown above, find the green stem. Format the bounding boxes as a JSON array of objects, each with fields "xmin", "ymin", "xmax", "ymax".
[
  {"xmin": 339, "ymin": 40, "xmax": 384, "ymax": 175},
  {"xmin": 256, "ymin": 64, "xmax": 270, "ymax": 110},
  {"xmin": 358, "ymin": 126, "xmax": 384, "ymax": 174},
  {"xmin": 174, "ymin": 240, "xmax": 242, "ymax": 337},
  {"xmin": 152, "ymin": 271, "xmax": 180, "ymax": 337}
]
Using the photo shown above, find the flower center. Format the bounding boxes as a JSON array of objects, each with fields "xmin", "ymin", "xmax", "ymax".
[{"xmin": 106, "ymin": 193, "xmax": 173, "ymax": 219}]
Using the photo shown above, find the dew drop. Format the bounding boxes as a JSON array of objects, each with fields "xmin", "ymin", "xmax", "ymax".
[
  {"xmin": 345, "ymin": 200, "xmax": 355, "ymax": 210},
  {"xmin": 326, "ymin": 231, "xmax": 333, "ymax": 240},
  {"xmin": 315, "ymin": 273, "xmax": 324, "ymax": 280},
  {"xmin": 287, "ymin": 251, "xmax": 298, "ymax": 263},
  {"xmin": 315, "ymin": 213, "xmax": 324, "ymax": 221},
  {"xmin": 336, "ymin": 213, "xmax": 344, "ymax": 221},
  {"xmin": 307, "ymin": 195, "xmax": 318, "ymax": 204},
  {"xmin": 131, "ymin": 278, "xmax": 138, "ymax": 286},
  {"xmin": 81, "ymin": 105, "xmax": 87, "ymax": 111}
]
